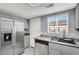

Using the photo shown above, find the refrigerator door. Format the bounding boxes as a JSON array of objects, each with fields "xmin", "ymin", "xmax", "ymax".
[
  {"xmin": 0, "ymin": 17, "xmax": 13, "ymax": 55},
  {"xmin": 14, "ymin": 20, "xmax": 24, "ymax": 55}
]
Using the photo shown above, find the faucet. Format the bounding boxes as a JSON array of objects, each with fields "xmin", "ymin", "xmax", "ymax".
[{"xmin": 63, "ymin": 29, "xmax": 65, "ymax": 39}]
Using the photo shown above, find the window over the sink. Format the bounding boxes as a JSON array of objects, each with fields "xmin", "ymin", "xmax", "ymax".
[{"xmin": 48, "ymin": 13, "xmax": 68, "ymax": 34}]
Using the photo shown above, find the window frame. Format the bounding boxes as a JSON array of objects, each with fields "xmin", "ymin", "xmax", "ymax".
[{"xmin": 47, "ymin": 13, "xmax": 69, "ymax": 34}]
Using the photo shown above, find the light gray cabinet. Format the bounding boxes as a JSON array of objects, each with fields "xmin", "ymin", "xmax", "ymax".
[
  {"xmin": 49, "ymin": 42, "xmax": 79, "ymax": 55},
  {"xmin": 75, "ymin": 3, "xmax": 79, "ymax": 29},
  {"xmin": 24, "ymin": 35, "xmax": 30, "ymax": 48}
]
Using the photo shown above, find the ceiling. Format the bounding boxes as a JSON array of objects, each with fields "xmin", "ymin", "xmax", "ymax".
[{"xmin": 0, "ymin": 3, "xmax": 77, "ymax": 19}]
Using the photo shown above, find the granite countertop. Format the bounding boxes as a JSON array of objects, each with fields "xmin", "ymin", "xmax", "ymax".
[
  {"xmin": 40, "ymin": 34, "xmax": 79, "ymax": 40},
  {"xmin": 50, "ymin": 40, "xmax": 79, "ymax": 48},
  {"xmin": 35, "ymin": 36, "xmax": 79, "ymax": 48},
  {"xmin": 34, "ymin": 36, "xmax": 51, "ymax": 42}
]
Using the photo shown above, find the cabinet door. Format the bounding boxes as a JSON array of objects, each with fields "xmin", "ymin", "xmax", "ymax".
[
  {"xmin": 49, "ymin": 42, "xmax": 73, "ymax": 55},
  {"xmin": 49, "ymin": 42, "xmax": 62, "ymax": 55},
  {"xmin": 75, "ymin": 4, "xmax": 79, "ymax": 29},
  {"xmin": 61, "ymin": 45, "xmax": 79, "ymax": 55},
  {"xmin": 49, "ymin": 42, "xmax": 79, "ymax": 55},
  {"xmin": 49, "ymin": 42, "xmax": 70, "ymax": 55},
  {"xmin": 24, "ymin": 36, "xmax": 30, "ymax": 48},
  {"xmin": 49, "ymin": 43, "xmax": 72, "ymax": 55}
]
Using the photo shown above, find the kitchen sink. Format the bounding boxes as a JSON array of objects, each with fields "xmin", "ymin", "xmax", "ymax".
[
  {"xmin": 51, "ymin": 36, "xmax": 76, "ymax": 44},
  {"xmin": 58, "ymin": 38, "xmax": 76, "ymax": 44}
]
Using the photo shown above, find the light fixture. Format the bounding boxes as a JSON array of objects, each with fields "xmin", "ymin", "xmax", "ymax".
[
  {"xmin": 27, "ymin": 3, "xmax": 54, "ymax": 8},
  {"xmin": 27, "ymin": 3, "xmax": 42, "ymax": 8}
]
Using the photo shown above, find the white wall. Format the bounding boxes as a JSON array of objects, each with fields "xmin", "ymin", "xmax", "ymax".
[
  {"xmin": 0, "ymin": 12, "xmax": 28, "ymax": 29},
  {"xmin": 30, "ymin": 17, "xmax": 41, "ymax": 47}
]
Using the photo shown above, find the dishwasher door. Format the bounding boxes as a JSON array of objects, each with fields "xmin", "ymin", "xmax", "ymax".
[{"xmin": 35, "ymin": 39, "xmax": 49, "ymax": 55}]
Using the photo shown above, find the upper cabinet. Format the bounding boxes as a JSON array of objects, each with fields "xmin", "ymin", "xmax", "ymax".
[
  {"xmin": 75, "ymin": 3, "xmax": 79, "ymax": 29},
  {"xmin": 24, "ymin": 20, "xmax": 30, "ymax": 34},
  {"xmin": 24, "ymin": 20, "xmax": 28, "ymax": 29}
]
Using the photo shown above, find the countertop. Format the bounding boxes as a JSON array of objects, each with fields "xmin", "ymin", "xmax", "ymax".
[
  {"xmin": 50, "ymin": 40, "xmax": 79, "ymax": 48},
  {"xmin": 35, "ymin": 36, "xmax": 79, "ymax": 48},
  {"xmin": 35, "ymin": 36, "xmax": 51, "ymax": 42},
  {"xmin": 40, "ymin": 34, "xmax": 79, "ymax": 40}
]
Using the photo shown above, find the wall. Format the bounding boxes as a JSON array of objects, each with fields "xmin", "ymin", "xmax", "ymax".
[
  {"xmin": 0, "ymin": 12, "xmax": 28, "ymax": 29},
  {"xmin": 41, "ymin": 9, "xmax": 79, "ymax": 38},
  {"xmin": 30, "ymin": 17, "xmax": 41, "ymax": 47},
  {"xmin": 41, "ymin": 16, "xmax": 48, "ymax": 32}
]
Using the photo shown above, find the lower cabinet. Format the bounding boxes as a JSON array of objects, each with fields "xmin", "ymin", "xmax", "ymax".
[
  {"xmin": 24, "ymin": 35, "xmax": 30, "ymax": 48},
  {"xmin": 49, "ymin": 42, "xmax": 79, "ymax": 55}
]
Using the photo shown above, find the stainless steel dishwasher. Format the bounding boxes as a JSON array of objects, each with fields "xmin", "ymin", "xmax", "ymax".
[{"xmin": 34, "ymin": 39, "xmax": 49, "ymax": 55}]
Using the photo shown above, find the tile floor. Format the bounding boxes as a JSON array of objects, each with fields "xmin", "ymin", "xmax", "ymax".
[
  {"xmin": 22, "ymin": 43, "xmax": 48, "ymax": 55},
  {"xmin": 22, "ymin": 47, "xmax": 35, "ymax": 55}
]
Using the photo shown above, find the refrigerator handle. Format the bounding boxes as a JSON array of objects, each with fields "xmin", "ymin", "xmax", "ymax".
[{"xmin": 12, "ymin": 26, "xmax": 16, "ymax": 47}]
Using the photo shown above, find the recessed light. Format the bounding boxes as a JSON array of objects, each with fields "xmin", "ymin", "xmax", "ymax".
[
  {"xmin": 46, "ymin": 3, "xmax": 54, "ymax": 8},
  {"xmin": 27, "ymin": 3, "xmax": 54, "ymax": 8},
  {"xmin": 27, "ymin": 3, "xmax": 42, "ymax": 8}
]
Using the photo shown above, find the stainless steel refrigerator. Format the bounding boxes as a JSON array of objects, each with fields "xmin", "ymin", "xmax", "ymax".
[{"xmin": 0, "ymin": 17, "xmax": 24, "ymax": 55}]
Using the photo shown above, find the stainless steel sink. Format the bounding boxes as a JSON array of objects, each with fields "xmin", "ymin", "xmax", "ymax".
[
  {"xmin": 51, "ymin": 36, "xmax": 58, "ymax": 41},
  {"xmin": 58, "ymin": 38, "xmax": 76, "ymax": 44},
  {"xmin": 51, "ymin": 30, "xmax": 76, "ymax": 44},
  {"xmin": 51, "ymin": 36, "xmax": 76, "ymax": 44}
]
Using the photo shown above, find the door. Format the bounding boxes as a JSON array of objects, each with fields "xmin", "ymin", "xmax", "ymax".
[
  {"xmin": 0, "ymin": 17, "xmax": 13, "ymax": 55},
  {"xmin": 13, "ymin": 20, "xmax": 24, "ymax": 55}
]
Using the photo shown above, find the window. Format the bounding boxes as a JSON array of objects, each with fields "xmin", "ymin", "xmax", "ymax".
[{"xmin": 48, "ymin": 13, "xmax": 68, "ymax": 34}]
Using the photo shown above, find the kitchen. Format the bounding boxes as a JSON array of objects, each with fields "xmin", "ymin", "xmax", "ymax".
[
  {"xmin": 29, "ymin": 3, "xmax": 79, "ymax": 55},
  {"xmin": 0, "ymin": 3, "xmax": 79, "ymax": 55}
]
